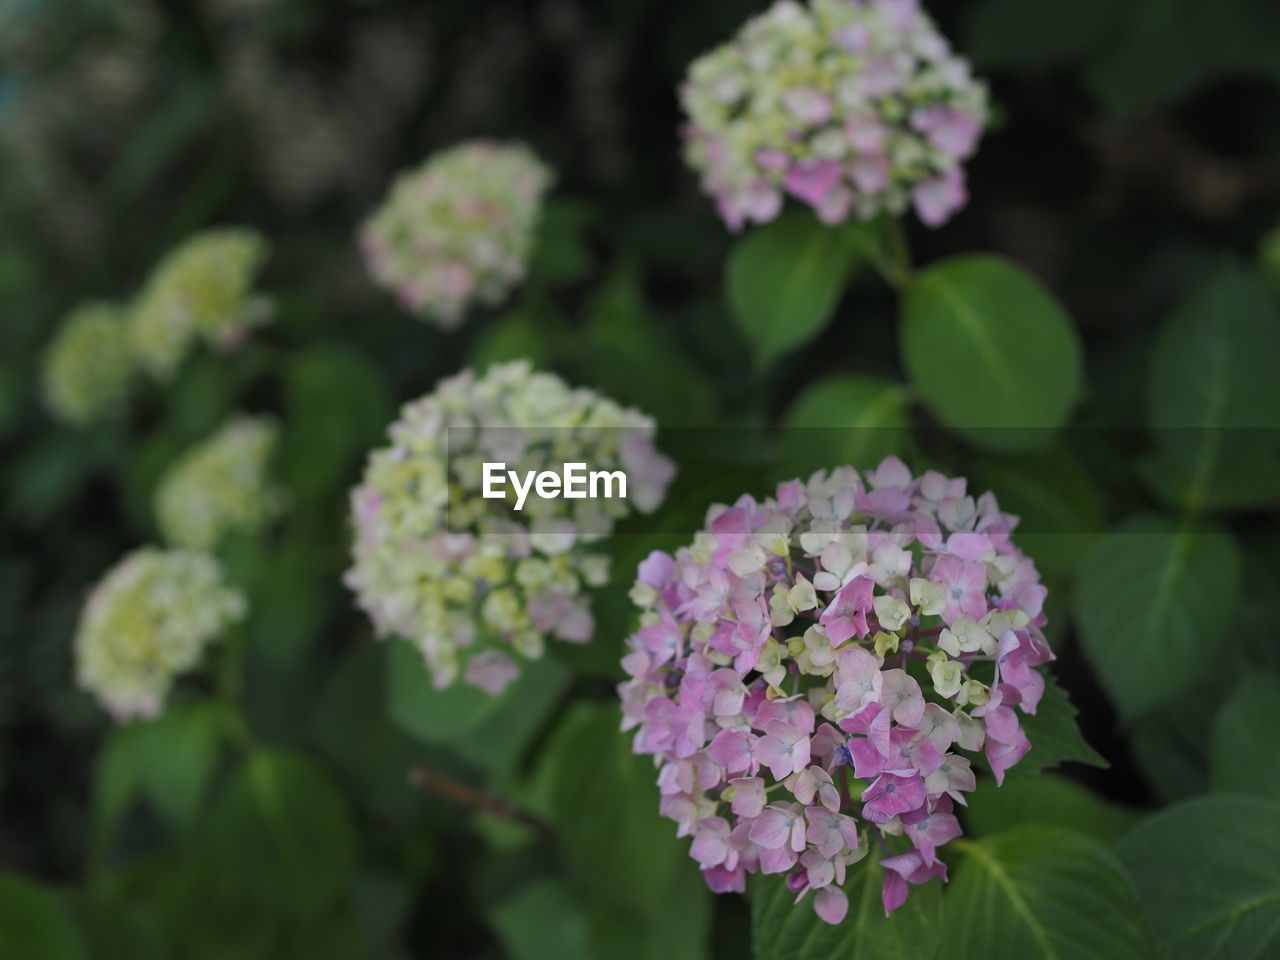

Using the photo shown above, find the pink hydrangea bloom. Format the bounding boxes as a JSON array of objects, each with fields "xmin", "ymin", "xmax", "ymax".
[
  {"xmin": 618, "ymin": 458, "xmax": 1055, "ymax": 923},
  {"xmin": 680, "ymin": 0, "xmax": 989, "ymax": 231}
]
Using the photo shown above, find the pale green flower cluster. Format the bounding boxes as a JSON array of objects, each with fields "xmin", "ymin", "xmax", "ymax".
[
  {"xmin": 75, "ymin": 548, "xmax": 246, "ymax": 721},
  {"xmin": 360, "ymin": 141, "xmax": 554, "ymax": 328},
  {"xmin": 41, "ymin": 301, "xmax": 135, "ymax": 426},
  {"xmin": 346, "ymin": 360, "xmax": 674, "ymax": 693},
  {"xmin": 130, "ymin": 228, "xmax": 272, "ymax": 380},
  {"xmin": 155, "ymin": 416, "xmax": 286, "ymax": 551}
]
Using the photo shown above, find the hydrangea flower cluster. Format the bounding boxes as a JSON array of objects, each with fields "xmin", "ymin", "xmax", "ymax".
[
  {"xmin": 155, "ymin": 416, "xmax": 286, "ymax": 551},
  {"xmin": 42, "ymin": 301, "xmax": 135, "ymax": 426},
  {"xmin": 347, "ymin": 360, "xmax": 674, "ymax": 694},
  {"xmin": 130, "ymin": 227, "xmax": 272, "ymax": 380},
  {"xmin": 75, "ymin": 548, "xmax": 246, "ymax": 721},
  {"xmin": 619, "ymin": 457, "xmax": 1052, "ymax": 923},
  {"xmin": 359, "ymin": 141, "xmax": 554, "ymax": 328},
  {"xmin": 679, "ymin": 0, "xmax": 989, "ymax": 230}
]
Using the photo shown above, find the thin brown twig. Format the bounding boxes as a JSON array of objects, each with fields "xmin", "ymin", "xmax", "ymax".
[{"xmin": 407, "ymin": 767, "xmax": 558, "ymax": 840}]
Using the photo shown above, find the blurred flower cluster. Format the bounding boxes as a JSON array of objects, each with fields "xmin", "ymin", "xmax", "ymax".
[
  {"xmin": 155, "ymin": 416, "xmax": 286, "ymax": 551},
  {"xmin": 0, "ymin": 0, "xmax": 161, "ymax": 257},
  {"xmin": 619, "ymin": 457, "xmax": 1051, "ymax": 922},
  {"xmin": 347, "ymin": 360, "xmax": 674, "ymax": 694},
  {"xmin": 130, "ymin": 228, "xmax": 273, "ymax": 380},
  {"xmin": 41, "ymin": 301, "xmax": 135, "ymax": 426},
  {"xmin": 75, "ymin": 548, "xmax": 246, "ymax": 721},
  {"xmin": 359, "ymin": 141, "xmax": 554, "ymax": 328},
  {"xmin": 680, "ymin": 0, "xmax": 988, "ymax": 230}
]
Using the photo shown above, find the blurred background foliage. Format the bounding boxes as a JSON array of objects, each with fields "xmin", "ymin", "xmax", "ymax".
[{"xmin": 1, "ymin": 0, "xmax": 1279, "ymax": 957}]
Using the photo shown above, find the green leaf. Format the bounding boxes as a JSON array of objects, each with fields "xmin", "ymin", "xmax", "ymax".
[
  {"xmin": 94, "ymin": 703, "xmax": 226, "ymax": 835},
  {"xmin": 581, "ymin": 858, "xmax": 714, "ymax": 960},
  {"xmin": 94, "ymin": 723, "xmax": 147, "ymax": 838},
  {"xmin": 726, "ymin": 212, "xmax": 866, "ymax": 367},
  {"xmin": 206, "ymin": 750, "xmax": 357, "ymax": 917},
  {"xmin": 964, "ymin": 776, "xmax": 1134, "ymax": 847},
  {"xmin": 105, "ymin": 75, "xmax": 215, "ymax": 199},
  {"xmin": 1074, "ymin": 515, "xmax": 1241, "ymax": 722},
  {"xmin": 388, "ymin": 638, "xmax": 504, "ymax": 740},
  {"xmin": 166, "ymin": 352, "xmax": 235, "ymax": 443},
  {"xmin": 1006, "ymin": 674, "xmax": 1107, "ymax": 778},
  {"xmin": 582, "ymin": 261, "xmax": 715, "ymax": 426},
  {"xmin": 538, "ymin": 703, "xmax": 710, "ymax": 958},
  {"xmin": 84, "ymin": 900, "xmax": 167, "ymax": 960},
  {"xmin": 387, "ymin": 638, "xmax": 566, "ymax": 777},
  {"xmin": 468, "ymin": 307, "xmax": 554, "ymax": 371},
  {"xmin": 311, "ymin": 643, "xmax": 438, "ymax": 825},
  {"xmin": 137, "ymin": 703, "xmax": 224, "ymax": 829},
  {"xmin": 750, "ymin": 861, "xmax": 942, "ymax": 960},
  {"xmin": 529, "ymin": 199, "xmax": 595, "ymax": 287},
  {"xmin": 279, "ymin": 344, "xmax": 393, "ymax": 505},
  {"xmin": 901, "ymin": 255, "xmax": 1082, "ymax": 450},
  {"xmin": 488, "ymin": 879, "xmax": 590, "ymax": 960},
  {"xmin": 941, "ymin": 827, "xmax": 1154, "ymax": 959},
  {"xmin": 1116, "ymin": 795, "xmax": 1280, "ymax": 960},
  {"xmin": 1146, "ymin": 259, "xmax": 1280, "ymax": 514},
  {"xmin": 780, "ymin": 375, "xmax": 911, "ymax": 478},
  {"xmin": 1127, "ymin": 694, "xmax": 1217, "ymax": 804},
  {"xmin": 0, "ymin": 872, "xmax": 87, "ymax": 960},
  {"xmin": 1210, "ymin": 672, "xmax": 1280, "ymax": 800}
]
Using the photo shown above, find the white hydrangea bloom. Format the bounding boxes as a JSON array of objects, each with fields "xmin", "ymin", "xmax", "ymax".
[
  {"xmin": 42, "ymin": 301, "xmax": 135, "ymax": 426},
  {"xmin": 346, "ymin": 360, "xmax": 675, "ymax": 693},
  {"xmin": 155, "ymin": 415, "xmax": 286, "ymax": 551},
  {"xmin": 75, "ymin": 548, "xmax": 246, "ymax": 721},
  {"xmin": 130, "ymin": 227, "xmax": 272, "ymax": 380}
]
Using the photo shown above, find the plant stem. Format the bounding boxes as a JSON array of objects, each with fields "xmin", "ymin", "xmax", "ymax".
[
  {"xmin": 883, "ymin": 215, "xmax": 913, "ymax": 284},
  {"xmin": 408, "ymin": 767, "xmax": 558, "ymax": 840},
  {"xmin": 860, "ymin": 216, "xmax": 913, "ymax": 290}
]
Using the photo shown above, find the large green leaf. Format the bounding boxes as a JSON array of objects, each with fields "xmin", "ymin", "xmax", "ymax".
[
  {"xmin": 726, "ymin": 212, "xmax": 866, "ymax": 367},
  {"xmin": 941, "ymin": 827, "xmax": 1154, "ymax": 959},
  {"xmin": 964, "ymin": 776, "xmax": 1133, "ymax": 847},
  {"xmin": 538, "ymin": 703, "xmax": 710, "ymax": 959},
  {"xmin": 468, "ymin": 307, "xmax": 555, "ymax": 371},
  {"xmin": 311, "ymin": 643, "xmax": 440, "ymax": 826},
  {"xmin": 901, "ymin": 255, "xmax": 1081, "ymax": 450},
  {"xmin": 1210, "ymin": 672, "xmax": 1280, "ymax": 800},
  {"xmin": 388, "ymin": 638, "xmax": 566, "ymax": 776},
  {"xmin": 92, "ymin": 702, "xmax": 224, "ymax": 834},
  {"xmin": 1117, "ymin": 795, "xmax": 1280, "ymax": 959},
  {"xmin": 1127, "ymin": 692, "xmax": 1219, "ymax": 804},
  {"xmin": 0, "ymin": 872, "xmax": 87, "ymax": 960},
  {"xmin": 206, "ymin": 750, "xmax": 357, "ymax": 917},
  {"xmin": 1074, "ymin": 515, "xmax": 1240, "ymax": 722},
  {"xmin": 582, "ymin": 261, "xmax": 715, "ymax": 426},
  {"xmin": 529, "ymin": 198, "xmax": 595, "ymax": 287},
  {"xmin": 780, "ymin": 375, "xmax": 911, "ymax": 478},
  {"xmin": 1146, "ymin": 260, "xmax": 1280, "ymax": 514},
  {"xmin": 488, "ymin": 879, "xmax": 590, "ymax": 960},
  {"xmin": 750, "ymin": 861, "xmax": 942, "ymax": 960},
  {"xmin": 279, "ymin": 344, "xmax": 393, "ymax": 505}
]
